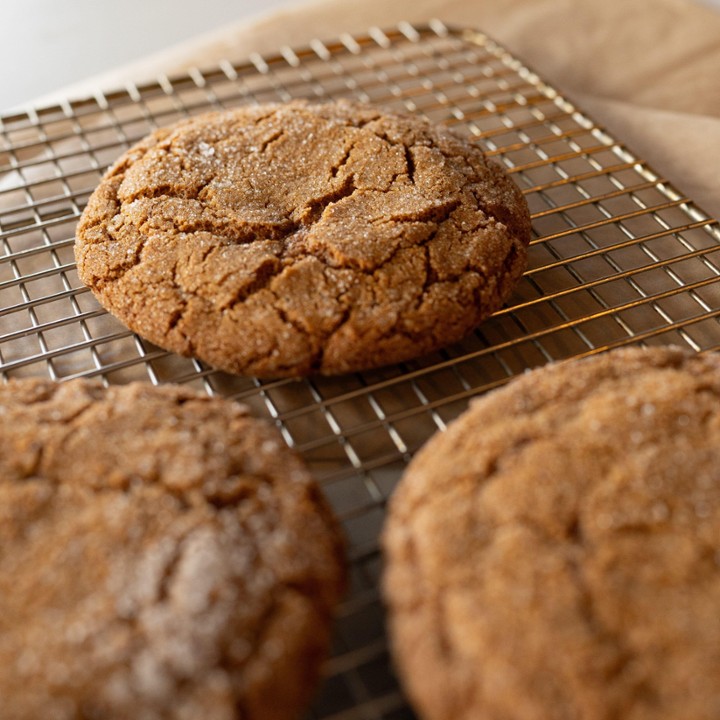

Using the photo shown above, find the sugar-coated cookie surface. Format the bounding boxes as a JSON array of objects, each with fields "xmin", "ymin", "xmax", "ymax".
[
  {"xmin": 383, "ymin": 345, "xmax": 720, "ymax": 720},
  {"xmin": 75, "ymin": 100, "xmax": 531, "ymax": 378},
  {"xmin": 0, "ymin": 378, "xmax": 345, "ymax": 720}
]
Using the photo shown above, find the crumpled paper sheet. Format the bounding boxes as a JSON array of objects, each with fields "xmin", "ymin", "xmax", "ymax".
[{"xmin": 39, "ymin": 0, "xmax": 720, "ymax": 218}]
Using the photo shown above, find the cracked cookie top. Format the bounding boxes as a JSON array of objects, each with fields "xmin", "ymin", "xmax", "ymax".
[
  {"xmin": 0, "ymin": 378, "xmax": 345, "ymax": 720},
  {"xmin": 383, "ymin": 345, "xmax": 720, "ymax": 720},
  {"xmin": 75, "ymin": 100, "xmax": 531, "ymax": 377}
]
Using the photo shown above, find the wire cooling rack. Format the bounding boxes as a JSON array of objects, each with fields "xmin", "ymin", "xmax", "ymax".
[{"xmin": 2, "ymin": 19, "xmax": 720, "ymax": 719}]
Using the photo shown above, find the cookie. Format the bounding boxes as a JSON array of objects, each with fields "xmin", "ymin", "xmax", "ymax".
[
  {"xmin": 0, "ymin": 378, "xmax": 345, "ymax": 720},
  {"xmin": 75, "ymin": 100, "xmax": 531, "ymax": 378},
  {"xmin": 383, "ymin": 345, "xmax": 720, "ymax": 720}
]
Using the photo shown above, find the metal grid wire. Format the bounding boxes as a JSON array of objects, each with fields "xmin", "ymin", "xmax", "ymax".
[{"xmin": 1, "ymin": 20, "xmax": 720, "ymax": 719}]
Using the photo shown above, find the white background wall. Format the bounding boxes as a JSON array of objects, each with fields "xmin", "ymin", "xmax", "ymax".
[
  {"xmin": 1, "ymin": 0, "xmax": 307, "ymax": 112},
  {"xmin": 2, "ymin": 0, "xmax": 719, "ymax": 113}
]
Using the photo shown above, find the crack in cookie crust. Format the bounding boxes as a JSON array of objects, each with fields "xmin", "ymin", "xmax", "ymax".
[{"xmin": 75, "ymin": 100, "xmax": 531, "ymax": 377}]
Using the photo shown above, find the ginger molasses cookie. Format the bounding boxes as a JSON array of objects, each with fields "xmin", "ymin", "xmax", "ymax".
[
  {"xmin": 384, "ymin": 345, "xmax": 720, "ymax": 720},
  {"xmin": 0, "ymin": 378, "xmax": 345, "ymax": 720},
  {"xmin": 75, "ymin": 100, "xmax": 531, "ymax": 378}
]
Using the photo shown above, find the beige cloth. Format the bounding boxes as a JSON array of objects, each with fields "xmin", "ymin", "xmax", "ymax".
[{"xmin": 45, "ymin": 0, "xmax": 720, "ymax": 219}]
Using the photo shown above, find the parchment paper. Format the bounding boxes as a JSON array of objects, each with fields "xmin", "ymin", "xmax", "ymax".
[{"xmin": 36, "ymin": 0, "xmax": 720, "ymax": 218}]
